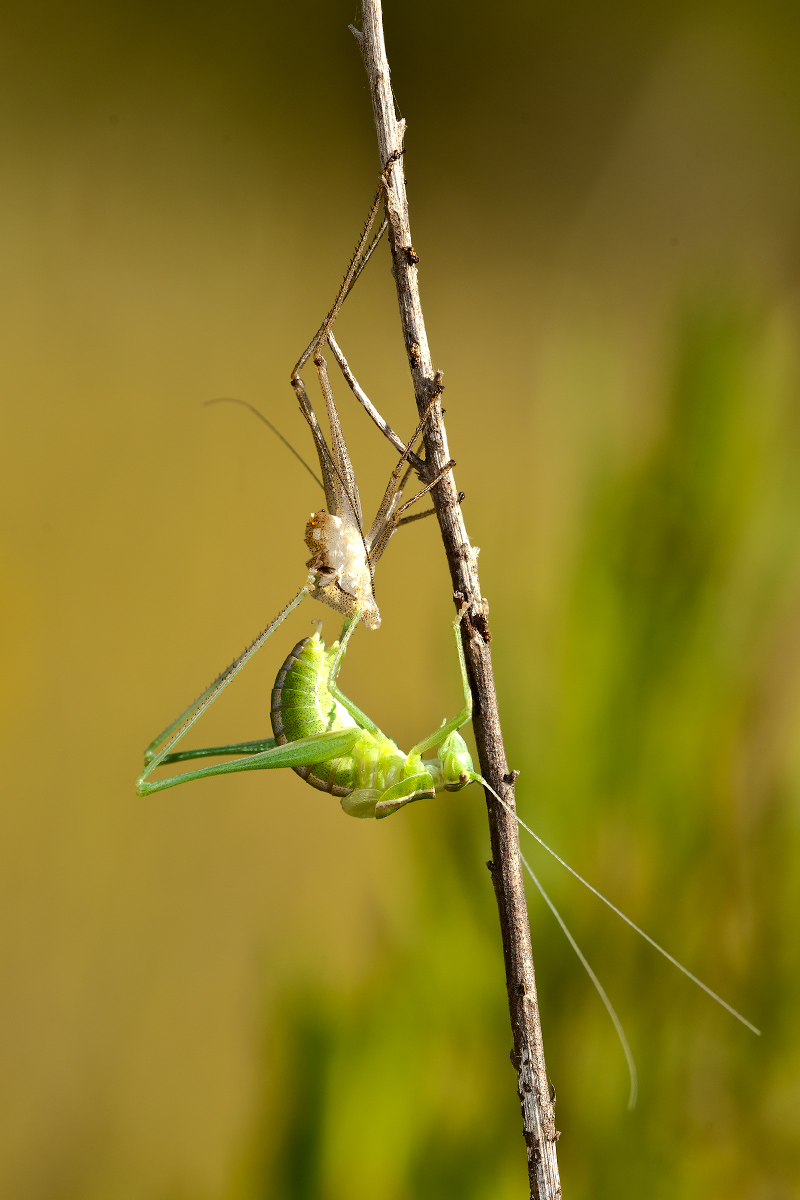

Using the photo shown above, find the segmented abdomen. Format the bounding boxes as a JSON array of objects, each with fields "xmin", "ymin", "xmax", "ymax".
[{"xmin": 270, "ymin": 634, "xmax": 356, "ymax": 797}]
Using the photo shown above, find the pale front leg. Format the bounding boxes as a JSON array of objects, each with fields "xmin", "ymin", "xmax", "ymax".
[{"xmin": 156, "ymin": 738, "xmax": 277, "ymax": 766}]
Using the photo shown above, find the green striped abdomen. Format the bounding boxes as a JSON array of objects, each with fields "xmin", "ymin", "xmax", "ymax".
[{"xmin": 270, "ymin": 634, "xmax": 357, "ymax": 796}]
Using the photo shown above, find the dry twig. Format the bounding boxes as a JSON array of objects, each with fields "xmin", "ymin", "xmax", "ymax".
[{"xmin": 351, "ymin": 4, "xmax": 562, "ymax": 1196}]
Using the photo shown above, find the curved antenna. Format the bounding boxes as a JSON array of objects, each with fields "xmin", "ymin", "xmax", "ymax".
[
  {"xmin": 513, "ymin": 806, "xmax": 761, "ymax": 1035},
  {"xmin": 484, "ymin": 784, "xmax": 761, "ymax": 1037},
  {"xmin": 205, "ymin": 398, "xmax": 324, "ymax": 491},
  {"xmin": 519, "ymin": 848, "xmax": 638, "ymax": 1109},
  {"xmin": 471, "ymin": 775, "xmax": 637, "ymax": 1104}
]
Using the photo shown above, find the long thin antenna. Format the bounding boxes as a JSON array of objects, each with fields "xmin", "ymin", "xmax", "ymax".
[
  {"xmin": 494, "ymin": 792, "xmax": 761, "ymax": 1036},
  {"xmin": 205, "ymin": 398, "xmax": 324, "ymax": 490},
  {"xmin": 519, "ymin": 849, "xmax": 638, "ymax": 1109}
]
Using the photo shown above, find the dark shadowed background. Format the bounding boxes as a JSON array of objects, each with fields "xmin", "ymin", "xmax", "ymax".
[{"xmin": 1, "ymin": 1, "xmax": 799, "ymax": 1196}]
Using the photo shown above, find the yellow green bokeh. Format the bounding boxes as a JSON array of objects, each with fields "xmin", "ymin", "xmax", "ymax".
[{"xmin": 1, "ymin": 2, "xmax": 799, "ymax": 1196}]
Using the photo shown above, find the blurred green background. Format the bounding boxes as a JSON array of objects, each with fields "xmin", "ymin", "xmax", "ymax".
[{"xmin": 2, "ymin": 0, "xmax": 799, "ymax": 1196}]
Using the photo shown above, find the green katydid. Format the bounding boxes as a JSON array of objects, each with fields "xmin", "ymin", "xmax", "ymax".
[
  {"xmin": 138, "ymin": 605, "xmax": 478, "ymax": 817},
  {"xmin": 138, "ymin": 603, "xmax": 759, "ymax": 1109},
  {"xmin": 138, "ymin": 164, "xmax": 759, "ymax": 1103}
]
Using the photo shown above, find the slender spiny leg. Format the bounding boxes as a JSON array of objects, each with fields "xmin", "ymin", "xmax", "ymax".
[
  {"xmin": 364, "ymin": 395, "xmax": 444, "ymax": 558},
  {"xmin": 305, "ymin": 152, "xmax": 401, "ymax": 365},
  {"xmin": 390, "ymin": 445, "xmax": 435, "ymax": 524},
  {"xmin": 312, "ymin": 350, "xmax": 363, "ymax": 529},
  {"xmin": 158, "ymin": 738, "xmax": 277, "ymax": 767},
  {"xmin": 393, "ymin": 454, "xmax": 421, "ymax": 506},
  {"xmin": 291, "ymin": 374, "xmax": 340, "ymax": 513},
  {"xmin": 289, "ymin": 196, "xmax": 388, "ymax": 509},
  {"xmin": 138, "ymin": 727, "xmax": 362, "ymax": 797},
  {"xmin": 396, "ymin": 489, "xmax": 463, "ymax": 530},
  {"xmin": 348, "ymin": 218, "xmax": 388, "ymax": 290},
  {"xmin": 392, "ymin": 459, "xmax": 455, "ymax": 521},
  {"xmin": 324, "ymin": 615, "xmax": 387, "ymax": 738},
  {"xmin": 382, "ymin": 386, "xmax": 454, "ymax": 523},
  {"xmin": 290, "ymin": 202, "xmax": 393, "ymax": 500},
  {"xmin": 409, "ymin": 605, "xmax": 473, "ymax": 757},
  {"xmin": 374, "ymin": 396, "xmax": 439, "ymax": 523},
  {"xmin": 386, "ymin": 444, "xmax": 426, "ymax": 523},
  {"xmin": 292, "ymin": 186, "xmax": 385, "ymax": 379},
  {"xmin": 367, "ymin": 456, "xmax": 455, "ymax": 569},
  {"xmin": 327, "ymin": 331, "xmax": 425, "ymax": 472},
  {"xmin": 137, "ymin": 585, "xmax": 308, "ymax": 791},
  {"xmin": 396, "ymin": 507, "xmax": 436, "ymax": 527},
  {"xmin": 401, "ymin": 393, "xmax": 441, "ymax": 469},
  {"xmin": 290, "ymin": 159, "xmax": 411, "ymax": 505}
]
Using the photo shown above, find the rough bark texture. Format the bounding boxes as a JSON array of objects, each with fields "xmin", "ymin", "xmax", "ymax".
[{"xmin": 353, "ymin": 4, "xmax": 562, "ymax": 1196}]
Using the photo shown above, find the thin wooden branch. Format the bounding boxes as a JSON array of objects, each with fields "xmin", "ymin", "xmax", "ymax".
[{"xmin": 353, "ymin": 5, "xmax": 562, "ymax": 1197}]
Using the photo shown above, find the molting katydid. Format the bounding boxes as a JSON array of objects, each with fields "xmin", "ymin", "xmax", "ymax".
[
  {"xmin": 138, "ymin": 163, "xmax": 759, "ymax": 1106},
  {"xmin": 137, "ymin": 170, "xmax": 454, "ymax": 795}
]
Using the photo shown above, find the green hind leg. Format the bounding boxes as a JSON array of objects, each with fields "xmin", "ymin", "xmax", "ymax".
[
  {"xmin": 157, "ymin": 739, "xmax": 277, "ymax": 766},
  {"xmin": 137, "ymin": 726, "xmax": 362, "ymax": 796},
  {"xmin": 138, "ymin": 585, "xmax": 309, "ymax": 791}
]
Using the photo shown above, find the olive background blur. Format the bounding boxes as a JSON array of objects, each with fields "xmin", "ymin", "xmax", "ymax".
[{"xmin": 2, "ymin": 1, "xmax": 799, "ymax": 1196}]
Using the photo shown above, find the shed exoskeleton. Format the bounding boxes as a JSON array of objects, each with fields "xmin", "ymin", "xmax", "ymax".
[{"xmin": 136, "ymin": 172, "xmax": 454, "ymax": 798}]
